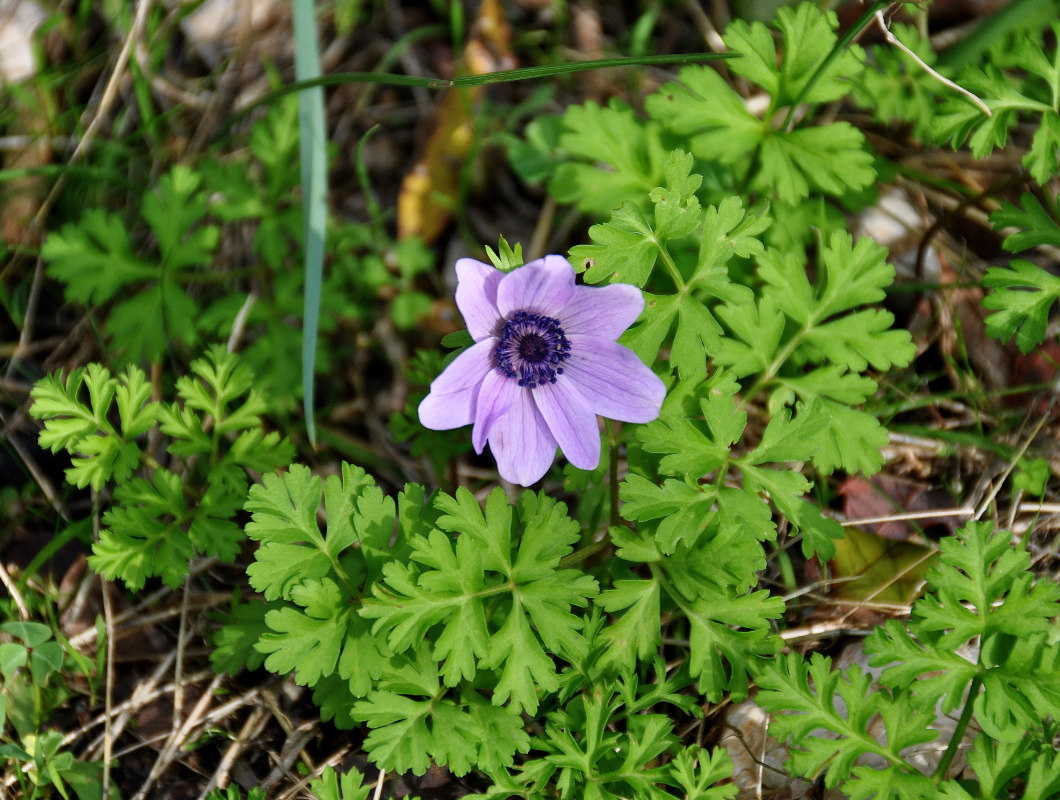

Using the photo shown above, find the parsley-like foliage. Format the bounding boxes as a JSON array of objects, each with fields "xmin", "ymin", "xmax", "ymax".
[
  {"xmin": 757, "ymin": 522, "xmax": 1060, "ymax": 799},
  {"xmin": 30, "ymin": 346, "xmax": 292, "ymax": 589}
]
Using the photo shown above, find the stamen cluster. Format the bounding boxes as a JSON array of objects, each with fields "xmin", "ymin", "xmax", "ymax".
[{"xmin": 494, "ymin": 310, "xmax": 571, "ymax": 388}]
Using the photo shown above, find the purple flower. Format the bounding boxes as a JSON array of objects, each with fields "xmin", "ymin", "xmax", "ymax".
[{"xmin": 418, "ymin": 255, "xmax": 665, "ymax": 486}]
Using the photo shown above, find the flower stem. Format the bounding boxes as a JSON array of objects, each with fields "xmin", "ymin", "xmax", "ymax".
[
  {"xmin": 657, "ymin": 243, "xmax": 686, "ymax": 292},
  {"xmin": 737, "ymin": 315, "xmax": 819, "ymax": 411},
  {"xmin": 933, "ymin": 674, "xmax": 982, "ymax": 780},
  {"xmin": 559, "ymin": 536, "xmax": 611, "ymax": 569}
]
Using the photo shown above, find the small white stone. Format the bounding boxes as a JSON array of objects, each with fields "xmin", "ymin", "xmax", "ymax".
[{"xmin": 0, "ymin": 0, "xmax": 48, "ymax": 84}]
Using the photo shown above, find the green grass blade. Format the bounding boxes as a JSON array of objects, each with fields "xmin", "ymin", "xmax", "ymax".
[
  {"xmin": 292, "ymin": 0, "xmax": 326, "ymax": 446},
  {"xmin": 225, "ymin": 51, "xmax": 736, "ymax": 131},
  {"xmin": 780, "ymin": 0, "xmax": 888, "ymax": 130}
]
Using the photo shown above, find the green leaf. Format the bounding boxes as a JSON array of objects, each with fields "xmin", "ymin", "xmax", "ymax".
[
  {"xmin": 721, "ymin": 232, "xmax": 913, "ymax": 477},
  {"xmin": 29, "ymin": 364, "xmax": 147, "ymax": 490},
  {"xmin": 574, "ymin": 188, "xmax": 763, "ymax": 379},
  {"xmin": 990, "ymin": 192, "xmax": 1060, "ymax": 251},
  {"xmin": 742, "ymin": 464, "xmax": 843, "ymax": 559},
  {"xmin": 976, "ymin": 633, "xmax": 1060, "ymax": 741},
  {"xmin": 649, "ymin": 150, "xmax": 703, "ymax": 241},
  {"xmin": 550, "ymin": 100, "xmax": 667, "ymax": 216},
  {"xmin": 714, "ymin": 295, "xmax": 786, "ymax": 377},
  {"xmin": 660, "ymin": 504, "xmax": 771, "ymax": 592},
  {"xmin": 104, "ymin": 281, "xmax": 198, "ymax": 364},
  {"xmin": 650, "ymin": 8, "xmax": 871, "ymax": 205},
  {"xmin": 914, "ymin": 522, "xmax": 1060, "ymax": 648},
  {"xmin": 668, "ymin": 746, "xmax": 737, "ymax": 800},
  {"xmin": 114, "ymin": 366, "xmax": 159, "ymax": 438},
  {"xmin": 210, "ymin": 592, "xmax": 273, "ymax": 675},
  {"xmin": 931, "ymin": 57, "xmax": 1055, "ymax": 171},
  {"xmin": 89, "ymin": 470, "xmax": 195, "ymax": 589},
  {"xmin": 42, "ymin": 166, "xmax": 221, "ymax": 364},
  {"xmin": 778, "ymin": 366, "xmax": 876, "ymax": 406},
  {"xmin": 1014, "ymin": 456, "xmax": 1050, "ymax": 495},
  {"xmin": 218, "ymin": 428, "xmax": 295, "ymax": 484},
  {"xmin": 336, "ymin": 616, "xmax": 389, "ymax": 700},
  {"xmin": 725, "ymin": 4, "xmax": 865, "ymax": 106},
  {"xmin": 188, "ymin": 482, "xmax": 245, "ymax": 562},
  {"xmin": 1024, "ymin": 745, "xmax": 1060, "ymax": 800},
  {"xmin": 291, "ymin": 0, "xmax": 327, "ymax": 447},
  {"xmin": 484, "ymin": 236, "xmax": 524, "ymax": 272},
  {"xmin": 619, "ymin": 474, "xmax": 713, "ymax": 553},
  {"xmin": 256, "ymin": 577, "xmax": 353, "ymax": 687},
  {"xmin": 352, "ymin": 653, "xmax": 509, "ymax": 777},
  {"xmin": 41, "ymin": 209, "xmax": 155, "ymax": 305},
  {"xmin": 696, "ymin": 197, "xmax": 770, "ymax": 280},
  {"xmin": 808, "ymin": 233, "xmax": 897, "ymax": 319},
  {"xmin": 930, "ymin": 69, "xmax": 1011, "ymax": 152},
  {"xmin": 572, "ymin": 149, "xmax": 702, "ymax": 289},
  {"xmin": 244, "ymin": 463, "xmax": 381, "ymax": 601},
  {"xmin": 69, "ymin": 433, "xmax": 140, "ymax": 491},
  {"xmin": 355, "ymin": 690, "xmax": 471, "ymax": 776},
  {"xmin": 535, "ymin": 691, "xmax": 676, "ymax": 800},
  {"xmin": 596, "ymin": 578, "xmax": 662, "ymax": 673},
  {"xmin": 757, "ymin": 123, "xmax": 875, "ymax": 204},
  {"xmin": 0, "ymin": 621, "xmax": 52, "ymax": 648},
  {"xmin": 806, "ymin": 310, "xmax": 909, "ymax": 374},
  {"xmin": 0, "ymin": 643, "xmax": 28, "ymax": 680},
  {"xmin": 756, "ymin": 652, "xmax": 937, "ymax": 790},
  {"xmin": 645, "ymin": 66, "xmax": 762, "ymax": 166},
  {"xmin": 681, "ymin": 589, "xmax": 782, "ymax": 702},
  {"xmin": 308, "ymin": 765, "xmax": 372, "ymax": 800},
  {"xmin": 815, "ymin": 400, "xmax": 889, "ymax": 476},
  {"xmin": 964, "ymin": 737, "xmax": 1035, "ymax": 800},
  {"xmin": 466, "ymin": 693, "xmax": 532, "ymax": 774},
  {"xmin": 507, "ymin": 114, "xmax": 565, "ymax": 184},
  {"xmin": 865, "ymin": 619, "xmax": 977, "ymax": 714},
  {"xmin": 982, "ymin": 259, "xmax": 1060, "ymax": 352},
  {"xmin": 363, "ymin": 488, "xmax": 597, "ymax": 714},
  {"xmin": 572, "ymin": 203, "xmax": 659, "ymax": 287},
  {"xmin": 745, "ymin": 400, "xmax": 826, "ymax": 465},
  {"xmin": 845, "ymin": 764, "xmax": 940, "ymax": 800},
  {"xmin": 29, "ymin": 642, "xmax": 64, "ymax": 684},
  {"xmin": 141, "ymin": 166, "xmax": 219, "ymax": 272},
  {"xmin": 1026, "ymin": 111, "xmax": 1060, "ymax": 184},
  {"xmin": 670, "ymin": 299, "xmax": 723, "ymax": 381},
  {"xmin": 367, "ymin": 530, "xmax": 489, "ymax": 684},
  {"xmin": 30, "ymin": 368, "xmax": 101, "ymax": 453},
  {"xmin": 178, "ymin": 346, "xmax": 269, "ymax": 434},
  {"xmin": 638, "ymin": 376, "xmax": 745, "ymax": 476}
]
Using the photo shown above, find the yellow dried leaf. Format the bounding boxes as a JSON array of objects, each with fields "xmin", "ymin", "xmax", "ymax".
[{"xmin": 397, "ymin": 0, "xmax": 513, "ymax": 243}]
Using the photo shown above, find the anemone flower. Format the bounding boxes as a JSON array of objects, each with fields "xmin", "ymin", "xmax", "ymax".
[{"xmin": 418, "ymin": 255, "xmax": 665, "ymax": 486}]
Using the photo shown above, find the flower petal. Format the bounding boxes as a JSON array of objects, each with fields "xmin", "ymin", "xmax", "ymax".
[
  {"xmin": 487, "ymin": 389, "xmax": 558, "ymax": 486},
  {"xmin": 456, "ymin": 258, "xmax": 504, "ymax": 341},
  {"xmin": 418, "ymin": 340, "xmax": 495, "ymax": 430},
  {"xmin": 497, "ymin": 255, "xmax": 576, "ymax": 317},
  {"xmin": 559, "ymin": 282, "xmax": 644, "ymax": 340},
  {"xmin": 471, "ymin": 369, "xmax": 519, "ymax": 453},
  {"xmin": 564, "ymin": 337, "xmax": 666, "ymax": 423},
  {"xmin": 533, "ymin": 381, "xmax": 601, "ymax": 471}
]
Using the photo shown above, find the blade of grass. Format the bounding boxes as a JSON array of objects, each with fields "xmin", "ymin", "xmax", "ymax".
[
  {"xmin": 354, "ymin": 124, "xmax": 384, "ymax": 239},
  {"xmin": 292, "ymin": 0, "xmax": 326, "ymax": 447},
  {"xmin": 224, "ymin": 51, "xmax": 736, "ymax": 133},
  {"xmin": 780, "ymin": 0, "xmax": 889, "ymax": 131}
]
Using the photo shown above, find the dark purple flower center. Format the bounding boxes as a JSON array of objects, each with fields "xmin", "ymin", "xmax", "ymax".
[{"xmin": 494, "ymin": 310, "xmax": 571, "ymax": 389}]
